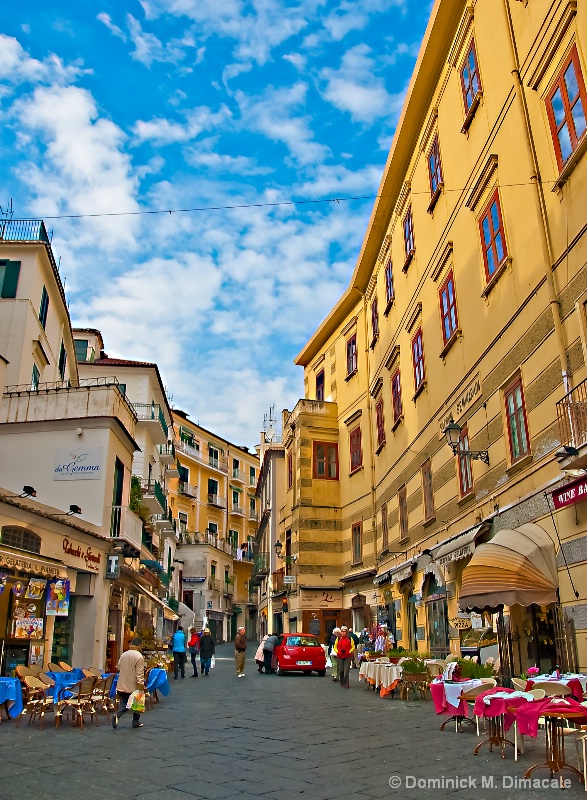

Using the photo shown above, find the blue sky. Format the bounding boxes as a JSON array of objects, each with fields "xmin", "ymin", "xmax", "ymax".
[{"xmin": 0, "ymin": 0, "xmax": 431, "ymax": 446}]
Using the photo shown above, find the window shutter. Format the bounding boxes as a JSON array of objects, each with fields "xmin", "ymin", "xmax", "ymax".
[{"xmin": 1, "ymin": 260, "xmax": 21, "ymax": 298}]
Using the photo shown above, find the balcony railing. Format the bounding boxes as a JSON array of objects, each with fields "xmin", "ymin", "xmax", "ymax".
[
  {"xmin": 251, "ymin": 552, "xmax": 270, "ymax": 585},
  {"xmin": 230, "ymin": 504, "xmax": 245, "ymax": 516},
  {"xmin": 208, "ymin": 494, "xmax": 227, "ymax": 509},
  {"xmin": 223, "ymin": 581, "xmax": 234, "ymax": 597},
  {"xmin": 139, "ymin": 478, "xmax": 167, "ymax": 515},
  {"xmin": 175, "ymin": 439, "xmax": 229, "ymax": 473},
  {"xmin": 208, "ymin": 578, "xmax": 221, "ymax": 592},
  {"xmin": 557, "ymin": 377, "xmax": 587, "ymax": 451},
  {"xmin": 178, "ymin": 481, "xmax": 198, "ymax": 498},
  {"xmin": 158, "ymin": 442, "xmax": 175, "ymax": 463},
  {"xmin": 109, "ymin": 506, "xmax": 143, "ymax": 552},
  {"xmin": 248, "ymin": 509, "xmax": 258, "ymax": 521},
  {"xmin": 232, "ymin": 468, "xmax": 247, "ymax": 482},
  {"xmin": 234, "ymin": 547, "xmax": 254, "ymax": 562},
  {"xmin": 272, "ymin": 568, "xmax": 285, "ymax": 593},
  {"xmin": 133, "ymin": 403, "xmax": 169, "ymax": 441}
]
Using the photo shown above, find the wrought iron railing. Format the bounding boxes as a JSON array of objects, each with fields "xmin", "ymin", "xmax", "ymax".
[{"xmin": 557, "ymin": 377, "xmax": 587, "ymax": 450}]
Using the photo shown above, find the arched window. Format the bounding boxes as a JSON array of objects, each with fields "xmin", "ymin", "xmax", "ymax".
[{"xmin": 1, "ymin": 526, "xmax": 42, "ymax": 554}]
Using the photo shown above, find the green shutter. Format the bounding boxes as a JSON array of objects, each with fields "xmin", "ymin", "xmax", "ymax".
[{"xmin": 0, "ymin": 260, "xmax": 21, "ymax": 298}]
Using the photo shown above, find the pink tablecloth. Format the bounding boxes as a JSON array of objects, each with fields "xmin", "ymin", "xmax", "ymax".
[
  {"xmin": 515, "ymin": 697, "xmax": 587, "ymax": 738},
  {"xmin": 525, "ymin": 677, "xmax": 584, "ymax": 700},
  {"xmin": 472, "ymin": 687, "xmax": 532, "ymax": 732},
  {"xmin": 430, "ymin": 680, "xmax": 480, "ymax": 717}
]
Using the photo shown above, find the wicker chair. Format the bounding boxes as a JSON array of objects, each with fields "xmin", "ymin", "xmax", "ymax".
[
  {"xmin": 58, "ymin": 662, "xmax": 74, "ymax": 672},
  {"xmin": 28, "ymin": 665, "xmax": 44, "ymax": 676},
  {"xmin": 537, "ymin": 681, "xmax": 573, "ymax": 697},
  {"xmin": 83, "ymin": 667, "xmax": 103, "ymax": 678},
  {"xmin": 91, "ymin": 674, "xmax": 115, "ymax": 721},
  {"xmin": 16, "ymin": 676, "xmax": 53, "ymax": 730},
  {"xmin": 512, "ymin": 677, "xmax": 527, "ymax": 692},
  {"xmin": 48, "ymin": 663, "xmax": 65, "ymax": 672},
  {"xmin": 55, "ymin": 677, "xmax": 98, "ymax": 729},
  {"xmin": 15, "ymin": 666, "xmax": 34, "ymax": 680}
]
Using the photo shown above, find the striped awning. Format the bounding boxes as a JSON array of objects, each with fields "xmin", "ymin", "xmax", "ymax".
[{"xmin": 459, "ymin": 523, "xmax": 558, "ymax": 611}]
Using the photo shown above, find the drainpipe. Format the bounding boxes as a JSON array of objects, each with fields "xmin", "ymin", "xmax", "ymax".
[
  {"xmin": 503, "ymin": 0, "xmax": 570, "ymax": 393},
  {"xmin": 362, "ymin": 292, "xmax": 378, "ymax": 565}
]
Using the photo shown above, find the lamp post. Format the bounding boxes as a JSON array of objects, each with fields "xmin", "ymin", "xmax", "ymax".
[
  {"xmin": 274, "ymin": 540, "xmax": 297, "ymax": 564},
  {"xmin": 443, "ymin": 419, "xmax": 489, "ymax": 465}
]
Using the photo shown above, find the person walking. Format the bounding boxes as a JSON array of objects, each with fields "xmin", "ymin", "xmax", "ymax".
[
  {"xmin": 263, "ymin": 632, "xmax": 279, "ymax": 674},
  {"xmin": 199, "ymin": 628, "xmax": 216, "ymax": 675},
  {"xmin": 334, "ymin": 626, "xmax": 355, "ymax": 688},
  {"xmin": 188, "ymin": 627, "xmax": 200, "ymax": 677},
  {"xmin": 234, "ymin": 626, "xmax": 247, "ymax": 678},
  {"xmin": 329, "ymin": 627, "xmax": 341, "ymax": 681},
  {"xmin": 172, "ymin": 625, "xmax": 187, "ymax": 680},
  {"xmin": 349, "ymin": 628, "xmax": 360, "ymax": 668},
  {"xmin": 112, "ymin": 637, "xmax": 145, "ymax": 729},
  {"xmin": 255, "ymin": 635, "xmax": 269, "ymax": 672}
]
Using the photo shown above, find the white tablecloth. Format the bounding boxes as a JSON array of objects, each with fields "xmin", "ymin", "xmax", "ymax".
[
  {"xmin": 531, "ymin": 674, "xmax": 587, "ymax": 690},
  {"xmin": 443, "ymin": 679, "xmax": 484, "ymax": 710},
  {"xmin": 359, "ymin": 661, "xmax": 403, "ymax": 688}
]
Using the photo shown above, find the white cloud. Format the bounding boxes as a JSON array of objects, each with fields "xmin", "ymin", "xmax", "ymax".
[
  {"xmin": 133, "ymin": 105, "xmax": 232, "ymax": 145},
  {"xmin": 97, "ymin": 13, "xmax": 127, "ymax": 42},
  {"xmin": 184, "ymin": 141, "xmax": 272, "ymax": 175},
  {"xmin": 0, "ymin": 34, "xmax": 87, "ymax": 86},
  {"xmin": 295, "ymin": 163, "xmax": 383, "ymax": 198},
  {"xmin": 282, "ymin": 52, "xmax": 307, "ymax": 71},
  {"xmin": 323, "ymin": 0, "xmax": 405, "ymax": 41},
  {"xmin": 236, "ymin": 83, "xmax": 329, "ymax": 167},
  {"xmin": 320, "ymin": 43, "xmax": 401, "ymax": 124},
  {"xmin": 126, "ymin": 14, "xmax": 194, "ymax": 68}
]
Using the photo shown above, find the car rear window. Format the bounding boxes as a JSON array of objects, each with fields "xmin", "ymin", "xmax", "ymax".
[{"xmin": 286, "ymin": 636, "xmax": 321, "ymax": 647}]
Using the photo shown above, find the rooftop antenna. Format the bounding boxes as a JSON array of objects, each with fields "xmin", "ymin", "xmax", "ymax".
[
  {"xmin": 263, "ymin": 404, "xmax": 277, "ymax": 443},
  {"xmin": 0, "ymin": 199, "xmax": 14, "ymax": 239}
]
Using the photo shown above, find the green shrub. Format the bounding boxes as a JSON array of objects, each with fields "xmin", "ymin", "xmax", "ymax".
[
  {"xmin": 401, "ymin": 657, "xmax": 428, "ymax": 674},
  {"xmin": 457, "ymin": 658, "xmax": 494, "ymax": 679}
]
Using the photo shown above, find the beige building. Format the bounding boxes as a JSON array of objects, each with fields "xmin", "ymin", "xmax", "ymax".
[
  {"xmin": 283, "ymin": 0, "xmax": 587, "ymax": 677},
  {"xmin": 168, "ymin": 410, "xmax": 259, "ymax": 642}
]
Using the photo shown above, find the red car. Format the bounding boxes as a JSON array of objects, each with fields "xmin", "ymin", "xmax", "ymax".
[{"xmin": 274, "ymin": 633, "xmax": 327, "ymax": 676}]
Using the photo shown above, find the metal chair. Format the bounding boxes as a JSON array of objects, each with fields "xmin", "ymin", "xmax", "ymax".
[
  {"xmin": 91, "ymin": 674, "xmax": 115, "ymax": 721},
  {"xmin": 16, "ymin": 676, "xmax": 53, "ymax": 730},
  {"xmin": 55, "ymin": 677, "xmax": 98, "ymax": 729}
]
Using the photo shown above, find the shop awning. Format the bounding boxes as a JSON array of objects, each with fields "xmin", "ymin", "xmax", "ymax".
[
  {"xmin": 374, "ymin": 558, "xmax": 415, "ymax": 586},
  {"xmin": 434, "ymin": 523, "xmax": 486, "ymax": 567},
  {"xmin": 459, "ymin": 523, "xmax": 558, "ymax": 611},
  {"xmin": 340, "ymin": 567, "xmax": 377, "ymax": 583},
  {"xmin": 163, "ymin": 606, "xmax": 179, "ymax": 621},
  {"xmin": 132, "ymin": 582, "xmax": 166, "ymax": 608},
  {"xmin": 0, "ymin": 545, "xmax": 68, "ymax": 578},
  {"xmin": 140, "ymin": 559, "xmax": 167, "ymax": 577}
]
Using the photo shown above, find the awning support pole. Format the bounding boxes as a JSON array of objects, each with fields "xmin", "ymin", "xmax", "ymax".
[{"xmin": 544, "ymin": 492, "xmax": 579, "ymax": 599}]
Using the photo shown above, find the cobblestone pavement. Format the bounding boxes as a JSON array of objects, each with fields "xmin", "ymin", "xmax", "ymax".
[{"xmin": 0, "ymin": 644, "xmax": 584, "ymax": 799}]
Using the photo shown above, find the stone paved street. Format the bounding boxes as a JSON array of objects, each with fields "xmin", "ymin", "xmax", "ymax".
[{"xmin": 0, "ymin": 644, "xmax": 585, "ymax": 800}]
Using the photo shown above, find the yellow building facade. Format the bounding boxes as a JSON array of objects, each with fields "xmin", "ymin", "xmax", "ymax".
[
  {"xmin": 168, "ymin": 411, "xmax": 259, "ymax": 641},
  {"xmin": 284, "ymin": 0, "xmax": 587, "ymax": 677}
]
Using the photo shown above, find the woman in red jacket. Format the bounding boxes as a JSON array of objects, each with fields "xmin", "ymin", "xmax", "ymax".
[
  {"xmin": 333, "ymin": 626, "xmax": 355, "ymax": 688},
  {"xmin": 188, "ymin": 627, "xmax": 200, "ymax": 677}
]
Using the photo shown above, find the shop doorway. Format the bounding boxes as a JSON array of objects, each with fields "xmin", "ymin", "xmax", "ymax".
[
  {"xmin": 425, "ymin": 576, "xmax": 450, "ymax": 658},
  {"xmin": 406, "ymin": 592, "xmax": 418, "ymax": 652}
]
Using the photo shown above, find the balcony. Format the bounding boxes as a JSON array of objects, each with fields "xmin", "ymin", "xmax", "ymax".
[
  {"xmin": 208, "ymin": 494, "xmax": 227, "ymax": 509},
  {"xmin": 230, "ymin": 503, "xmax": 245, "ymax": 516},
  {"xmin": 251, "ymin": 552, "xmax": 270, "ymax": 585},
  {"xmin": 271, "ymin": 568, "xmax": 285, "ymax": 593},
  {"xmin": 158, "ymin": 442, "xmax": 176, "ymax": 465},
  {"xmin": 231, "ymin": 468, "xmax": 247, "ymax": 483},
  {"xmin": 234, "ymin": 547, "xmax": 254, "ymax": 562},
  {"xmin": 248, "ymin": 509, "xmax": 259, "ymax": 521},
  {"xmin": 208, "ymin": 578, "xmax": 221, "ymax": 592},
  {"xmin": 557, "ymin": 377, "xmax": 587, "ymax": 468},
  {"xmin": 1, "ymin": 378, "xmax": 137, "ymax": 439},
  {"xmin": 175, "ymin": 439, "xmax": 228, "ymax": 473},
  {"xmin": 178, "ymin": 481, "xmax": 198, "ymax": 499},
  {"xmin": 133, "ymin": 403, "xmax": 168, "ymax": 445},
  {"xmin": 224, "ymin": 580, "xmax": 234, "ymax": 597},
  {"xmin": 109, "ymin": 506, "xmax": 143, "ymax": 552},
  {"xmin": 140, "ymin": 478, "xmax": 167, "ymax": 515}
]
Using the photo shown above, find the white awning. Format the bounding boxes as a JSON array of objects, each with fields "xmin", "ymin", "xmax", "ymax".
[
  {"xmin": 374, "ymin": 558, "xmax": 415, "ymax": 586},
  {"xmin": 163, "ymin": 606, "xmax": 179, "ymax": 621},
  {"xmin": 434, "ymin": 524, "xmax": 486, "ymax": 567},
  {"xmin": 132, "ymin": 582, "xmax": 165, "ymax": 608}
]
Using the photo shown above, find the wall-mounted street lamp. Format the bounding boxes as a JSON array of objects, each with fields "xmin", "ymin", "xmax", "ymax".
[
  {"xmin": 443, "ymin": 419, "xmax": 489, "ymax": 465},
  {"xmin": 274, "ymin": 540, "xmax": 298, "ymax": 564},
  {"xmin": 55, "ymin": 504, "xmax": 83, "ymax": 516},
  {"xmin": 4, "ymin": 485, "xmax": 37, "ymax": 499}
]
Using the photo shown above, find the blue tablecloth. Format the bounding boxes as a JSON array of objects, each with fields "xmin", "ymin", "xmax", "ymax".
[
  {"xmin": 110, "ymin": 667, "xmax": 170, "ymax": 698},
  {"xmin": 45, "ymin": 670, "xmax": 84, "ymax": 702},
  {"xmin": 0, "ymin": 677, "xmax": 24, "ymax": 719}
]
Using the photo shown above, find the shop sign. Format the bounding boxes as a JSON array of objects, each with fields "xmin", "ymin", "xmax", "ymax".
[
  {"xmin": 450, "ymin": 615, "xmax": 472, "ymax": 630},
  {"xmin": 62, "ymin": 538, "xmax": 102, "ymax": 571},
  {"xmin": 54, "ymin": 447, "xmax": 103, "ymax": 481},
  {"xmin": 438, "ymin": 375, "xmax": 482, "ymax": 437},
  {"xmin": 106, "ymin": 554, "xmax": 119, "ymax": 579},
  {"xmin": 438, "ymin": 542, "xmax": 475, "ymax": 567},
  {"xmin": 0, "ymin": 573, "xmax": 6, "ymax": 593},
  {"xmin": 25, "ymin": 578, "xmax": 46, "ymax": 600},
  {"xmin": 283, "ymin": 575, "xmax": 296, "ymax": 585},
  {"xmin": 46, "ymin": 578, "xmax": 70, "ymax": 616},
  {"xmin": 351, "ymin": 593, "xmax": 366, "ymax": 608},
  {"xmin": 551, "ymin": 476, "xmax": 587, "ymax": 510},
  {"xmin": 183, "ymin": 577, "xmax": 206, "ymax": 584},
  {"xmin": 299, "ymin": 589, "xmax": 343, "ymax": 610},
  {"xmin": 392, "ymin": 566, "xmax": 413, "ymax": 583},
  {"xmin": 0, "ymin": 549, "xmax": 63, "ymax": 577},
  {"xmin": 14, "ymin": 618, "xmax": 44, "ymax": 638}
]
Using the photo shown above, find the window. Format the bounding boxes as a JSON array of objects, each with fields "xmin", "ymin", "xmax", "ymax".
[
  {"xmin": 461, "ymin": 39, "xmax": 482, "ymax": 114},
  {"xmin": 211, "ymin": 562, "xmax": 217, "ymax": 577},
  {"xmin": 385, "ymin": 259, "xmax": 394, "ymax": 307},
  {"xmin": 1, "ymin": 526, "xmax": 41, "ymax": 554},
  {"xmin": 398, "ymin": 485, "xmax": 408, "ymax": 542},
  {"xmin": 403, "ymin": 206, "xmax": 415, "ymax": 263},
  {"xmin": 458, "ymin": 427, "xmax": 474, "ymax": 496},
  {"xmin": 371, "ymin": 297, "xmax": 379, "ymax": 345},
  {"xmin": 287, "ymin": 452, "xmax": 293, "ymax": 488},
  {"xmin": 249, "ymin": 496, "xmax": 256, "ymax": 514},
  {"xmin": 31, "ymin": 363, "xmax": 40, "ymax": 391},
  {"xmin": 439, "ymin": 271, "xmax": 459, "ymax": 345},
  {"xmin": 0, "ymin": 260, "xmax": 20, "ymax": 298},
  {"xmin": 349, "ymin": 427, "xmax": 362, "ymax": 473},
  {"xmin": 208, "ymin": 523, "xmax": 218, "ymax": 537},
  {"xmin": 375, "ymin": 399, "xmax": 385, "ymax": 449},
  {"xmin": 74, "ymin": 339, "xmax": 88, "ymax": 363},
  {"xmin": 381, "ymin": 503, "xmax": 388, "ymax": 550},
  {"xmin": 233, "ymin": 458, "xmax": 240, "ymax": 478},
  {"xmin": 178, "ymin": 465, "xmax": 189, "ymax": 483},
  {"xmin": 179, "ymin": 512, "xmax": 188, "ymax": 533},
  {"xmin": 232, "ymin": 489, "xmax": 239, "ymax": 507},
  {"xmin": 58, "ymin": 341, "xmax": 67, "ymax": 381},
  {"xmin": 422, "ymin": 459, "xmax": 435, "ymax": 521},
  {"xmin": 391, "ymin": 369, "xmax": 403, "ymax": 424},
  {"xmin": 313, "ymin": 442, "xmax": 339, "ymax": 480},
  {"xmin": 346, "ymin": 333, "xmax": 357, "ymax": 377},
  {"xmin": 249, "ymin": 465, "xmax": 256, "ymax": 485},
  {"xmin": 207, "ymin": 478, "xmax": 218, "ymax": 501},
  {"xmin": 479, "ymin": 190, "xmax": 507, "ymax": 282},
  {"xmin": 39, "ymin": 286, "xmax": 49, "ymax": 329},
  {"xmin": 316, "ymin": 369, "xmax": 325, "ymax": 401},
  {"xmin": 209, "ymin": 445, "xmax": 219, "ymax": 469},
  {"xmin": 352, "ymin": 522, "xmax": 362, "ymax": 565},
  {"xmin": 428, "ymin": 135, "xmax": 443, "ymax": 196},
  {"xmin": 411, "ymin": 328, "xmax": 425, "ymax": 393},
  {"xmin": 546, "ymin": 45, "xmax": 587, "ymax": 170},
  {"xmin": 504, "ymin": 377, "xmax": 530, "ymax": 463}
]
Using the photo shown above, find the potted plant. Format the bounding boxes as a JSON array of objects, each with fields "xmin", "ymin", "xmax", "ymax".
[
  {"xmin": 456, "ymin": 658, "xmax": 494, "ymax": 679},
  {"xmin": 399, "ymin": 657, "xmax": 428, "ymax": 700},
  {"xmin": 386, "ymin": 647, "xmax": 406, "ymax": 664}
]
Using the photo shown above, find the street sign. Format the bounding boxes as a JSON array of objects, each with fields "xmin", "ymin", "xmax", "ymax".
[
  {"xmin": 283, "ymin": 575, "xmax": 296, "ymax": 585},
  {"xmin": 106, "ymin": 554, "xmax": 119, "ymax": 579}
]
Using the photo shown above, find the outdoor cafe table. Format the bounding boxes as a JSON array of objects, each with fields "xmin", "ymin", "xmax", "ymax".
[
  {"xmin": 471, "ymin": 687, "xmax": 534, "ymax": 758},
  {"xmin": 110, "ymin": 667, "xmax": 171, "ymax": 699},
  {"xmin": 430, "ymin": 679, "xmax": 484, "ymax": 730},
  {"xmin": 525, "ymin": 674, "xmax": 587, "ymax": 701},
  {"xmin": 358, "ymin": 661, "xmax": 402, "ymax": 696},
  {"xmin": 46, "ymin": 669, "xmax": 85, "ymax": 702},
  {"xmin": 516, "ymin": 699, "xmax": 587, "ymax": 784},
  {"xmin": 0, "ymin": 677, "xmax": 24, "ymax": 720}
]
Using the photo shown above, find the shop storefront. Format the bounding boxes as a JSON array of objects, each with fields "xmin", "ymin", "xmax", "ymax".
[{"xmin": 298, "ymin": 587, "xmax": 346, "ymax": 644}]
